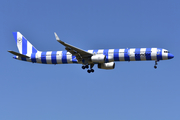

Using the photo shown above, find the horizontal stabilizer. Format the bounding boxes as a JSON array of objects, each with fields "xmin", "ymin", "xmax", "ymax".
[{"xmin": 8, "ymin": 50, "xmax": 30, "ymax": 58}]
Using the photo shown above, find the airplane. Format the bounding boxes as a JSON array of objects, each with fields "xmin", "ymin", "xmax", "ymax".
[{"xmin": 8, "ymin": 32, "xmax": 174, "ymax": 73}]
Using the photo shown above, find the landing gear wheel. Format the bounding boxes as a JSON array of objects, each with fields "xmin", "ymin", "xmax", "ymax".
[
  {"xmin": 91, "ymin": 69, "xmax": 94, "ymax": 73},
  {"xmin": 87, "ymin": 70, "xmax": 91, "ymax": 73},
  {"xmin": 154, "ymin": 66, "xmax": 157, "ymax": 69},
  {"xmin": 85, "ymin": 65, "xmax": 89, "ymax": 69},
  {"xmin": 82, "ymin": 66, "xmax": 85, "ymax": 69}
]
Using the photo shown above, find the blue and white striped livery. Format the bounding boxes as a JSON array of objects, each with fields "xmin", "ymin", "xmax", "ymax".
[{"xmin": 8, "ymin": 32, "xmax": 174, "ymax": 73}]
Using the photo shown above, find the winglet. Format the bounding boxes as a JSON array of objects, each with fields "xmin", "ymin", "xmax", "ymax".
[
  {"xmin": 54, "ymin": 32, "xmax": 60, "ymax": 41},
  {"xmin": 54, "ymin": 32, "xmax": 65, "ymax": 44}
]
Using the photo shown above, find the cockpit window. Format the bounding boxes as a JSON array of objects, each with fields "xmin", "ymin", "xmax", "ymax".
[{"xmin": 164, "ymin": 51, "xmax": 170, "ymax": 53}]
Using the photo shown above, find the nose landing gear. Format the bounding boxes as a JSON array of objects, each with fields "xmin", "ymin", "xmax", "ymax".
[{"xmin": 154, "ymin": 61, "xmax": 158, "ymax": 69}]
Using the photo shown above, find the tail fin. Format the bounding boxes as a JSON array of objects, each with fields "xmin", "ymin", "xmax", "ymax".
[{"xmin": 12, "ymin": 32, "xmax": 38, "ymax": 55}]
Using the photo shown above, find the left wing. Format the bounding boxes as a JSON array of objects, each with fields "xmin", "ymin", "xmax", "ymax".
[{"xmin": 54, "ymin": 32, "xmax": 93, "ymax": 61}]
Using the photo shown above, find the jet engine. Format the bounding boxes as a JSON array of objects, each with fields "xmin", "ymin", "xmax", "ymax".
[
  {"xmin": 98, "ymin": 62, "xmax": 115, "ymax": 69},
  {"xmin": 91, "ymin": 54, "xmax": 106, "ymax": 63}
]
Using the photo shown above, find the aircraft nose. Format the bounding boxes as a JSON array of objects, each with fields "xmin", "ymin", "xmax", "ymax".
[{"xmin": 168, "ymin": 53, "xmax": 174, "ymax": 59}]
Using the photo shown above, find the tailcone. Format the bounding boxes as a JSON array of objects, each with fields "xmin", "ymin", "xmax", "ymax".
[{"xmin": 13, "ymin": 56, "xmax": 18, "ymax": 59}]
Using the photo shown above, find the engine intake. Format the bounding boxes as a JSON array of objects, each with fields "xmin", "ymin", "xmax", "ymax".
[
  {"xmin": 98, "ymin": 62, "xmax": 115, "ymax": 70},
  {"xmin": 91, "ymin": 55, "xmax": 106, "ymax": 63}
]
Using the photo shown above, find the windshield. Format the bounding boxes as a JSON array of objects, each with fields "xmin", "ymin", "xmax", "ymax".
[{"xmin": 164, "ymin": 51, "xmax": 170, "ymax": 53}]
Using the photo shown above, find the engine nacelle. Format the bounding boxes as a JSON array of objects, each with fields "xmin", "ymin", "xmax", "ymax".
[
  {"xmin": 91, "ymin": 55, "xmax": 106, "ymax": 63},
  {"xmin": 98, "ymin": 62, "xmax": 115, "ymax": 70}
]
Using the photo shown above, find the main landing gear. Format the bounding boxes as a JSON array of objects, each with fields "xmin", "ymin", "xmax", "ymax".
[
  {"xmin": 154, "ymin": 61, "xmax": 158, "ymax": 69},
  {"xmin": 87, "ymin": 69, "xmax": 94, "ymax": 73},
  {"xmin": 82, "ymin": 65, "xmax": 89, "ymax": 69},
  {"xmin": 82, "ymin": 64, "xmax": 95, "ymax": 73}
]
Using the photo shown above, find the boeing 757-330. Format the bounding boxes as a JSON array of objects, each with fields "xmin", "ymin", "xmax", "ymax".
[{"xmin": 8, "ymin": 32, "xmax": 174, "ymax": 73}]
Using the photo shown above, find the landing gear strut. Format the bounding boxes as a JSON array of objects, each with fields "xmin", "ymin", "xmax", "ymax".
[{"xmin": 154, "ymin": 61, "xmax": 158, "ymax": 69}]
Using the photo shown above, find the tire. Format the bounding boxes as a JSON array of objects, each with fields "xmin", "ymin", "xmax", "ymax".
[{"xmin": 82, "ymin": 66, "xmax": 85, "ymax": 69}]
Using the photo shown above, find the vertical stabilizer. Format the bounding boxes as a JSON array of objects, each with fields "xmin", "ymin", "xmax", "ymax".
[{"xmin": 12, "ymin": 32, "xmax": 38, "ymax": 55}]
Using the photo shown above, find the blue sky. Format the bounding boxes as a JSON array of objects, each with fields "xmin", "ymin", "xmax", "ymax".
[{"xmin": 1, "ymin": 0, "xmax": 180, "ymax": 120}]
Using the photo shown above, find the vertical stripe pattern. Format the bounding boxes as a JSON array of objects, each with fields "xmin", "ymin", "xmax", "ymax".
[
  {"xmin": 67, "ymin": 52, "xmax": 73, "ymax": 63},
  {"xmin": 14, "ymin": 48, "xmax": 171, "ymax": 64},
  {"xmin": 124, "ymin": 49, "xmax": 130, "ymax": 61},
  {"xmin": 12, "ymin": 32, "xmax": 38, "ymax": 55},
  {"xmin": 157, "ymin": 48, "xmax": 162, "ymax": 60},
  {"xmin": 22, "ymin": 36, "xmax": 27, "ymax": 55},
  {"xmin": 108, "ymin": 49, "xmax": 114, "ymax": 62},
  {"xmin": 31, "ymin": 53, "xmax": 36, "ymax": 63},
  {"xmin": 135, "ymin": 48, "xmax": 141, "ymax": 61},
  {"xmin": 114, "ymin": 49, "xmax": 119, "ymax": 61},
  {"xmin": 41, "ymin": 52, "xmax": 47, "ymax": 64},
  {"xmin": 56, "ymin": 51, "xmax": 62, "ymax": 64},
  {"xmin": 151, "ymin": 48, "xmax": 157, "ymax": 60},
  {"xmin": 46, "ymin": 51, "xmax": 52, "ymax": 64},
  {"xmin": 145, "ymin": 48, "xmax": 152, "ymax": 60},
  {"xmin": 103, "ymin": 49, "xmax": 109, "ymax": 62},
  {"xmin": 140, "ymin": 48, "xmax": 146, "ymax": 61},
  {"xmin": 51, "ymin": 51, "xmax": 57, "ymax": 64},
  {"xmin": 119, "ymin": 49, "xmax": 125, "ymax": 61},
  {"xmin": 62, "ymin": 51, "xmax": 67, "ymax": 63},
  {"xmin": 129, "ymin": 48, "xmax": 136, "ymax": 61}
]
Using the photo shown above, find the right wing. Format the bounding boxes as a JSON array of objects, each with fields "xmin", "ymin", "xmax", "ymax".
[{"xmin": 54, "ymin": 32, "xmax": 93, "ymax": 61}]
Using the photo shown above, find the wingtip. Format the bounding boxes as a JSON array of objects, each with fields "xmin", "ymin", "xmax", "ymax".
[
  {"xmin": 8, "ymin": 50, "xmax": 13, "ymax": 53},
  {"xmin": 54, "ymin": 32, "xmax": 60, "ymax": 41}
]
